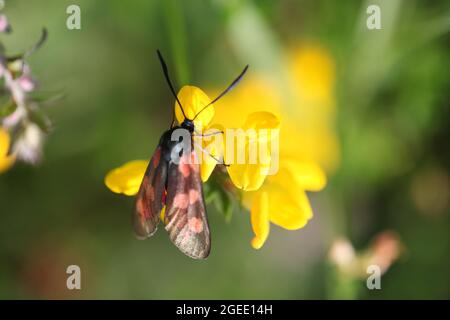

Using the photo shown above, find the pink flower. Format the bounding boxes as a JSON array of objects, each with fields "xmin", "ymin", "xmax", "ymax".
[
  {"xmin": 18, "ymin": 75, "xmax": 37, "ymax": 92},
  {"xmin": 0, "ymin": 14, "xmax": 10, "ymax": 33}
]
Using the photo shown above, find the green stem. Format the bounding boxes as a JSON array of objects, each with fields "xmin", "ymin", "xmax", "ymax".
[{"xmin": 163, "ymin": 0, "xmax": 190, "ymax": 84}]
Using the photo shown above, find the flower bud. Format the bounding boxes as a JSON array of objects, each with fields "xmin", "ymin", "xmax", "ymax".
[
  {"xmin": 18, "ymin": 75, "xmax": 37, "ymax": 92},
  {"xmin": 13, "ymin": 123, "xmax": 44, "ymax": 164}
]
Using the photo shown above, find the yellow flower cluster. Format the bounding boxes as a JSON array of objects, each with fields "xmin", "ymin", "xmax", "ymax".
[
  {"xmin": 212, "ymin": 76, "xmax": 329, "ymax": 248},
  {"xmin": 105, "ymin": 44, "xmax": 338, "ymax": 250},
  {"xmin": 212, "ymin": 44, "xmax": 338, "ymax": 248}
]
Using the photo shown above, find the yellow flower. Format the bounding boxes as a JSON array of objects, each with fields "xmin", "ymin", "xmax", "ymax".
[
  {"xmin": 214, "ymin": 44, "xmax": 338, "ymax": 249},
  {"xmin": 104, "ymin": 42, "xmax": 337, "ymax": 252},
  {"xmin": 0, "ymin": 127, "xmax": 15, "ymax": 173}
]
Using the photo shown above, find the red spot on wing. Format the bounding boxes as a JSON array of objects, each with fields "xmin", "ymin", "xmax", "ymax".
[
  {"xmin": 179, "ymin": 155, "xmax": 191, "ymax": 177},
  {"xmin": 176, "ymin": 215, "xmax": 187, "ymax": 230},
  {"xmin": 137, "ymin": 196, "xmax": 150, "ymax": 219},
  {"xmin": 162, "ymin": 190, "xmax": 167, "ymax": 205},
  {"xmin": 188, "ymin": 189, "xmax": 200, "ymax": 204},
  {"xmin": 173, "ymin": 193, "xmax": 189, "ymax": 209},
  {"xmin": 146, "ymin": 185, "xmax": 155, "ymax": 202},
  {"xmin": 188, "ymin": 217, "xmax": 204, "ymax": 233}
]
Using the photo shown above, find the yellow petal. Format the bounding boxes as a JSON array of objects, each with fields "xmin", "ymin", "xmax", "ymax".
[
  {"xmin": 193, "ymin": 144, "xmax": 217, "ymax": 182},
  {"xmin": 160, "ymin": 206, "xmax": 166, "ymax": 222},
  {"xmin": 225, "ymin": 127, "xmax": 271, "ymax": 191},
  {"xmin": 243, "ymin": 111, "xmax": 280, "ymax": 131},
  {"xmin": 192, "ymin": 126, "xmax": 225, "ymax": 182},
  {"xmin": 277, "ymin": 159, "xmax": 327, "ymax": 191},
  {"xmin": 175, "ymin": 86, "xmax": 214, "ymax": 131},
  {"xmin": 266, "ymin": 185, "xmax": 312, "ymax": 230},
  {"xmin": 225, "ymin": 112, "xmax": 279, "ymax": 191},
  {"xmin": 200, "ymin": 156, "xmax": 216, "ymax": 182},
  {"xmin": 227, "ymin": 161, "xmax": 270, "ymax": 191},
  {"xmin": 241, "ymin": 159, "xmax": 317, "ymax": 230},
  {"xmin": 250, "ymin": 191, "xmax": 270, "ymax": 249},
  {"xmin": 0, "ymin": 128, "xmax": 15, "ymax": 173},
  {"xmin": 200, "ymin": 140, "xmax": 220, "ymax": 182},
  {"xmin": 0, "ymin": 128, "xmax": 10, "ymax": 157},
  {"xmin": 104, "ymin": 160, "xmax": 149, "ymax": 196}
]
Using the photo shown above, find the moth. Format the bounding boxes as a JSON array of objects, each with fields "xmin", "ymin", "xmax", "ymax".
[{"xmin": 133, "ymin": 50, "xmax": 248, "ymax": 259}]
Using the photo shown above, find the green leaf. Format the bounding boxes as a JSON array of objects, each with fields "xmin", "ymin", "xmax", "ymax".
[
  {"xmin": 0, "ymin": 99, "xmax": 17, "ymax": 118},
  {"xmin": 214, "ymin": 186, "xmax": 234, "ymax": 223},
  {"xmin": 203, "ymin": 183, "xmax": 217, "ymax": 205},
  {"xmin": 28, "ymin": 107, "xmax": 51, "ymax": 133},
  {"xmin": 204, "ymin": 177, "xmax": 235, "ymax": 222}
]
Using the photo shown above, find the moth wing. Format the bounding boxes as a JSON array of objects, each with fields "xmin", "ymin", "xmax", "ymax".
[
  {"xmin": 164, "ymin": 151, "xmax": 211, "ymax": 259},
  {"xmin": 133, "ymin": 146, "xmax": 168, "ymax": 238}
]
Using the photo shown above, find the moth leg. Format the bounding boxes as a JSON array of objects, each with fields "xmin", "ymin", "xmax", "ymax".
[
  {"xmin": 193, "ymin": 142, "xmax": 230, "ymax": 167},
  {"xmin": 192, "ymin": 130, "xmax": 224, "ymax": 137}
]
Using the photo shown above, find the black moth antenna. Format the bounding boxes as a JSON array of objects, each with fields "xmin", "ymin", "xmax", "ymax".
[
  {"xmin": 156, "ymin": 49, "xmax": 188, "ymax": 120},
  {"xmin": 192, "ymin": 65, "xmax": 249, "ymax": 121}
]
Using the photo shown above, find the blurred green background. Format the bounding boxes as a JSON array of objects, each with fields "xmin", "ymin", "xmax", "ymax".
[{"xmin": 0, "ymin": 0, "xmax": 449, "ymax": 299}]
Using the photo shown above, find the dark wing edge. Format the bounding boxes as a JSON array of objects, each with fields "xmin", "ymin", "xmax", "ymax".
[
  {"xmin": 164, "ymin": 152, "xmax": 211, "ymax": 259},
  {"xmin": 133, "ymin": 146, "xmax": 168, "ymax": 239}
]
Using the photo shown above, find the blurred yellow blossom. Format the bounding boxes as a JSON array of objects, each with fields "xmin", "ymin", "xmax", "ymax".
[
  {"xmin": 289, "ymin": 45, "xmax": 335, "ymax": 104},
  {"xmin": 0, "ymin": 127, "xmax": 15, "ymax": 173}
]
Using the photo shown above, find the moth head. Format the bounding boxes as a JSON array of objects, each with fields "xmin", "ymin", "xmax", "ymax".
[{"xmin": 181, "ymin": 119, "xmax": 195, "ymax": 133}]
